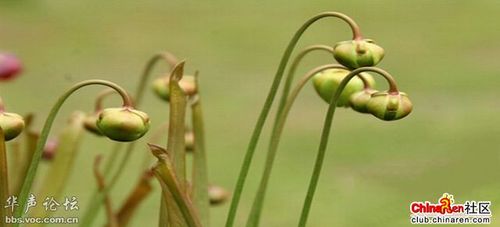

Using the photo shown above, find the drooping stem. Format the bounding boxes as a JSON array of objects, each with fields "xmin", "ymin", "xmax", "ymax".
[
  {"xmin": 246, "ymin": 64, "xmax": 345, "ymax": 227},
  {"xmin": 80, "ymin": 51, "xmax": 179, "ymax": 226},
  {"xmin": 225, "ymin": 12, "xmax": 361, "ymax": 227},
  {"xmin": 246, "ymin": 45, "xmax": 334, "ymax": 226},
  {"xmin": 275, "ymin": 45, "xmax": 334, "ymax": 125},
  {"xmin": 298, "ymin": 67, "xmax": 399, "ymax": 227},
  {"xmin": 13, "ymin": 79, "xmax": 132, "ymax": 223}
]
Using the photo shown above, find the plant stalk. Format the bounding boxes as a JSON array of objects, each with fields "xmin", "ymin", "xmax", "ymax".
[
  {"xmin": 13, "ymin": 80, "xmax": 132, "ymax": 225},
  {"xmin": 297, "ymin": 67, "xmax": 398, "ymax": 227},
  {"xmin": 246, "ymin": 64, "xmax": 344, "ymax": 227},
  {"xmin": 225, "ymin": 12, "xmax": 361, "ymax": 227}
]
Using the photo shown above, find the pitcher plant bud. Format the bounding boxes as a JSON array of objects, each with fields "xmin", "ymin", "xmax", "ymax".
[
  {"xmin": 0, "ymin": 112, "xmax": 25, "ymax": 141},
  {"xmin": 333, "ymin": 39, "xmax": 384, "ymax": 69},
  {"xmin": 96, "ymin": 107, "xmax": 150, "ymax": 142},
  {"xmin": 152, "ymin": 75, "xmax": 197, "ymax": 101},
  {"xmin": 42, "ymin": 139, "xmax": 58, "ymax": 161},
  {"xmin": 0, "ymin": 53, "xmax": 22, "ymax": 81},
  {"xmin": 209, "ymin": 185, "xmax": 230, "ymax": 206},
  {"xmin": 83, "ymin": 113, "xmax": 103, "ymax": 136},
  {"xmin": 349, "ymin": 88, "xmax": 378, "ymax": 114},
  {"xmin": 366, "ymin": 91, "xmax": 413, "ymax": 121},
  {"xmin": 312, "ymin": 68, "xmax": 375, "ymax": 107}
]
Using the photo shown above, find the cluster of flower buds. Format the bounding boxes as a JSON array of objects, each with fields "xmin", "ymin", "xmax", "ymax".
[{"xmin": 312, "ymin": 36, "xmax": 412, "ymax": 121}]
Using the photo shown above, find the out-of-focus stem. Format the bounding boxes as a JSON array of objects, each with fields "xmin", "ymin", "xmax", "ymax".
[
  {"xmin": 298, "ymin": 67, "xmax": 399, "ymax": 227},
  {"xmin": 246, "ymin": 64, "xmax": 344, "ymax": 227},
  {"xmin": 225, "ymin": 12, "xmax": 361, "ymax": 227}
]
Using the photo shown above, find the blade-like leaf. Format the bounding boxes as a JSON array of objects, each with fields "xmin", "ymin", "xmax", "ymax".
[
  {"xmin": 149, "ymin": 144, "xmax": 201, "ymax": 227},
  {"xmin": 165, "ymin": 61, "xmax": 189, "ymax": 227},
  {"xmin": 191, "ymin": 72, "xmax": 210, "ymax": 226}
]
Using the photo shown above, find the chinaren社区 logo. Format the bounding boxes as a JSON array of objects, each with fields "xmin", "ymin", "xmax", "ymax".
[{"xmin": 409, "ymin": 193, "xmax": 492, "ymax": 225}]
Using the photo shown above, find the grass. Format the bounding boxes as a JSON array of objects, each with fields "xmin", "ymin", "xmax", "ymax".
[{"xmin": 1, "ymin": 0, "xmax": 499, "ymax": 226}]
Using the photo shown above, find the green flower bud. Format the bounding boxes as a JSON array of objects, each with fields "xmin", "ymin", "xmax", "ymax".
[
  {"xmin": 96, "ymin": 107, "xmax": 150, "ymax": 142},
  {"xmin": 333, "ymin": 39, "xmax": 384, "ymax": 69},
  {"xmin": 349, "ymin": 88, "xmax": 378, "ymax": 114},
  {"xmin": 366, "ymin": 91, "xmax": 413, "ymax": 121},
  {"xmin": 152, "ymin": 75, "xmax": 197, "ymax": 101},
  {"xmin": 83, "ymin": 113, "xmax": 103, "ymax": 136},
  {"xmin": 0, "ymin": 112, "xmax": 25, "ymax": 141},
  {"xmin": 312, "ymin": 68, "xmax": 375, "ymax": 107},
  {"xmin": 209, "ymin": 185, "xmax": 230, "ymax": 206}
]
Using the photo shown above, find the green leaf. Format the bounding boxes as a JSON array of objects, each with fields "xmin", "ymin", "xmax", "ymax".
[
  {"xmin": 149, "ymin": 144, "xmax": 201, "ymax": 227},
  {"xmin": 164, "ymin": 61, "xmax": 189, "ymax": 227},
  {"xmin": 191, "ymin": 72, "xmax": 210, "ymax": 227}
]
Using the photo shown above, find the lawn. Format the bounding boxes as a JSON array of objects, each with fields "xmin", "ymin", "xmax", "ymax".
[{"xmin": 0, "ymin": 0, "xmax": 499, "ymax": 226}]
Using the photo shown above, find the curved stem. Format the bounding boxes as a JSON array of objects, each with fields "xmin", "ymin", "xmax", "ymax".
[
  {"xmin": 13, "ymin": 80, "xmax": 132, "ymax": 222},
  {"xmin": 225, "ymin": 12, "xmax": 361, "ymax": 227},
  {"xmin": 245, "ymin": 45, "xmax": 334, "ymax": 227},
  {"xmin": 276, "ymin": 45, "xmax": 334, "ymax": 120},
  {"xmin": 79, "ymin": 52, "xmax": 178, "ymax": 226},
  {"xmin": 298, "ymin": 67, "xmax": 399, "ymax": 227},
  {"xmin": 358, "ymin": 74, "xmax": 372, "ymax": 90},
  {"xmin": 246, "ymin": 64, "xmax": 345, "ymax": 227}
]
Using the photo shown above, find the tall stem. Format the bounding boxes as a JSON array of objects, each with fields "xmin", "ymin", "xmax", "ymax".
[
  {"xmin": 13, "ymin": 80, "xmax": 132, "ymax": 224},
  {"xmin": 246, "ymin": 64, "xmax": 343, "ymax": 227},
  {"xmin": 225, "ymin": 12, "xmax": 361, "ymax": 227},
  {"xmin": 298, "ymin": 67, "xmax": 398, "ymax": 227}
]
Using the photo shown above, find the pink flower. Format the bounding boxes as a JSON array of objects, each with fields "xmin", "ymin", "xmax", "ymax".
[{"xmin": 0, "ymin": 53, "xmax": 22, "ymax": 81}]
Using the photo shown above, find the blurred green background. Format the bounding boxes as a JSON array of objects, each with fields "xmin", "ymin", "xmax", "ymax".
[{"xmin": 1, "ymin": 0, "xmax": 500, "ymax": 226}]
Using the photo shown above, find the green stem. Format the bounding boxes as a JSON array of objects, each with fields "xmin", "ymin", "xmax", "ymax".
[
  {"xmin": 13, "ymin": 80, "xmax": 132, "ymax": 225},
  {"xmin": 0, "ymin": 129, "xmax": 9, "ymax": 227},
  {"xmin": 246, "ymin": 64, "xmax": 343, "ymax": 227},
  {"xmin": 80, "ymin": 52, "xmax": 178, "ymax": 226},
  {"xmin": 191, "ymin": 90, "xmax": 210, "ymax": 226},
  {"xmin": 297, "ymin": 67, "xmax": 398, "ymax": 227},
  {"xmin": 225, "ymin": 12, "xmax": 361, "ymax": 227}
]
